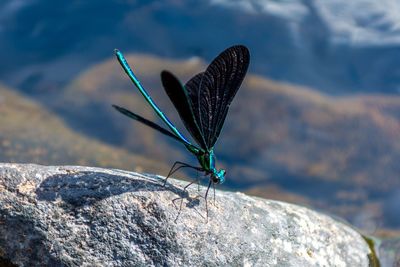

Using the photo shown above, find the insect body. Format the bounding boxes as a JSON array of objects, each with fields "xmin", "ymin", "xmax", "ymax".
[{"xmin": 113, "ymin": 45, "xmax": 249, "ymax": 194}]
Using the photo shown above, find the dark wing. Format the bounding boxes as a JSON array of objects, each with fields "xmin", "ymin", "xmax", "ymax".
[
  {"xmin": 112, "ymin": 105, "xmax": 184, "ymax": 144},
  {"xmin": 185, "ymin": 45, "xmax": 250, "ymax": 149},
  {"xmin": 161, "ymin": 71, "xmax": 208, "ymax": 149},
  {"xmin": 184, "ymin": 72, "xmax": 204, "ymax": 134}
]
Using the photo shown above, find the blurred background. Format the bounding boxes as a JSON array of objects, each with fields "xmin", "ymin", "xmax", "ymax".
[{"xmin": 0, "ymin": 0, "xmax": 399, "ymax": 238}]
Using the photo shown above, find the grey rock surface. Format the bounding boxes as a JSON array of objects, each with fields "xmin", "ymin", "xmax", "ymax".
[{"xmin": 0, "ymin": 163, "xmax": 373, "ymax": 266}]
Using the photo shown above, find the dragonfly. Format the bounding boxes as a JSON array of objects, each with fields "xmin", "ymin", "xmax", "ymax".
[{"xmin": 112, "ymin": 45, "xmax": 250, "ymax": 211}]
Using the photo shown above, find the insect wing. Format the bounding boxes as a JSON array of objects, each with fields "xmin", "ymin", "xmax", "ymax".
[
  {"xmin": 161, "ymin": 71, "xmax": 207, "ymax": 149},
  {"xmin": 112, "ymin": 105, "xmax": 184, "ymax": 143},
  {"xmin": 185, "ymin": 45, "xmax": 250, "ymax": 149}
]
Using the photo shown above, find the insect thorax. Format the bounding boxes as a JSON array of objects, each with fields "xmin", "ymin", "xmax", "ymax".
[{"xmin": 197, "ymin": 150, "xmax": 216, "ymax": 173}]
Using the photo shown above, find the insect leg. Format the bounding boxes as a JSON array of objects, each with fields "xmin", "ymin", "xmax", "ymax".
[
  {"xmin": 197, "ymin": 170, "xmax": 201, "ymax": 192},
  {"xmin": 172, "ymin": 178, "xmax": 203, "ymax": 223},
  {"xmin": 163, "ymin": 161, "xmax": 202, "ymax": 186},
  {"xmin": 204, "ymin": 179, "xmax": 212, "ymax": 222},
  {"xmin": 212, "ymin": 181, "xmax": 216, "ymax": 206},
  {"xmin": 178, "ymin": 179, "xmax": 198, "ymax": 214}
]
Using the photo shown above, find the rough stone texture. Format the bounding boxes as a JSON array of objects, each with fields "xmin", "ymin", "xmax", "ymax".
[{"xmin": 0, "ymin": 163, "xmax": 372, "ymax": 266}]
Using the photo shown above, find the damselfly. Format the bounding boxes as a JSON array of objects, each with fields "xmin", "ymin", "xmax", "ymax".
[{"xmin": 113, "ymin": 45, "xmax": 250, "ymax": 215}]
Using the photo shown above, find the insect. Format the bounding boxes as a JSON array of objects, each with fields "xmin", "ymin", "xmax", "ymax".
[{"xmin": 113, "ymin": 45, "xmax": 250, "ymax": 212}]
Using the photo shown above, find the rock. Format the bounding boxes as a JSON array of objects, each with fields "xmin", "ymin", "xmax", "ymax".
[{"xmin": 0, "ymin": 163, "xmax": 374, "ymax": 266}]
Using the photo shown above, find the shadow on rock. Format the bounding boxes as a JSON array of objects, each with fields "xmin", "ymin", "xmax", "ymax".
[{"xmin": 35, "ymin": 171, "xmax": 189, "ymax": 206}]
